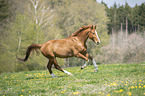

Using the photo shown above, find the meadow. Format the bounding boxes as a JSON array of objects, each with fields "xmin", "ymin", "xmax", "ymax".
[{"xmin": 0, "ymin": 63, "xmax": 145, "ymax": 96}]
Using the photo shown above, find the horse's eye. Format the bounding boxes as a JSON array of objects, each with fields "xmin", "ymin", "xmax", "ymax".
[{"xmin": 92, "ymin": 33, "xmax": 95, "ymax": 34}]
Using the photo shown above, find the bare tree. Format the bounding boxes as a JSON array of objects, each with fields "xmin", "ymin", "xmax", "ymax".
[{"xmin": 29, "ymin": 0, "xmax": 54, "ymax": 43}]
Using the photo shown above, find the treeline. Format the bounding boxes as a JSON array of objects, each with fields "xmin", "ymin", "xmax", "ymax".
[
  {"xmin": 101, "ymin": 1, "xmax": 145, "ymax": 34},
  {"xmin": 0, "ymin": 0, "xmax": 108, "ymax": 73}
]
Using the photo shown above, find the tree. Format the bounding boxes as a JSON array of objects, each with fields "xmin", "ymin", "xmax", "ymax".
[
  {"xmin": 107, "ymin": 2, "xmax": 120, "ymax": 34},
  {"xmin": 129, "ymin": 4, "xmax": 140, "ymax": 32},
  {"xmin": 139, "ymin": 3, "xmax": 145, "ymax": 31},
  {"xmin": 0, "ymin": 0, "xmax": 16, "ymax": 72},
  {"xmin": 28, "ymin": 0, "xmax": 54, "ymax": 43},
  {"xmin": 0, "ymin": 0, "xmax": 56, "ymax": 72}
]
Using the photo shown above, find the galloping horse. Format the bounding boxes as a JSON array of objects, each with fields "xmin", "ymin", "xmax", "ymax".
[{"xmin": 17, "ymin": 25, "xmax": 100, "ymax": 77}]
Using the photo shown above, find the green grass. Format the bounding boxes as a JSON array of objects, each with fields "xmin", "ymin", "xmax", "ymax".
[{"xmin": 0, "ymin": 63, "xmax": 145, "ymax": 96}]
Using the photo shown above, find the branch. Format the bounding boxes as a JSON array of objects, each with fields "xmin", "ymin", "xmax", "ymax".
[{"xmin": 41, "ymin": 14, "xmax": 54, "ymax": 28}]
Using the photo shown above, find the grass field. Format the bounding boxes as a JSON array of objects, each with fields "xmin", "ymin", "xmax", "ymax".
[{"xmin": 0, "ymin": 63, "xmax": 145, "ymax": 96}]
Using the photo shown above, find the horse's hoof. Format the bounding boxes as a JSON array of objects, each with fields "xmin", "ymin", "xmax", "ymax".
[
  {"xmin": 81, "ymin": 66, "xmax": 84, "ymax": 70},
  {"xmin": 51, "ymin": 73, "xmax": 57, "ymax": 78}
]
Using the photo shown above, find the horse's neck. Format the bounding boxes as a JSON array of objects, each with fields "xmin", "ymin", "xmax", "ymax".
[{"xmin": 76, "ymin": 30, "xmax": 89, "ymax": 45}]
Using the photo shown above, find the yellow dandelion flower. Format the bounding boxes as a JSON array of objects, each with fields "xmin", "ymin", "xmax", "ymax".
[
  {"xmin": 119, "ymin": 89, "xmax": 123, "ymax": 92},
  {"xmin": 140, "ymin": 80, "xmax": 142, "ymax": 81},
  {"xmin": 131, "ymin": 86, "xmax": 134, "ymax": 89},
  {"xmin": 143, "ymin": 85, "xmax": 145, "ymax": 88},
  {"xmin": 127, "ymin": 92, "xmax": 132, "ymax": 96},
  {"xmin": 29, "ymin": 91, "xmax": 31, "ymax": 93},
  {"xmin": 22, "ymin": 90, "xmax": 24, "ymax": 92},
  {"xmin": 99, "ymin": 92, "xmax": 101, "ymax": 94},
  {"xmin": 107, "ymin": 94, "xmax": 110, "ymax": 96},
  {"xmin": 73, "ymin": 91, "xmax": 79, "ymax": 95},
  {"xmin": 113, "ymin": 82, "xmax": 117, "ymax": 86},
  {"xmin": 61, "ymin": 91, "xmax": 65, "ymax": 93}
]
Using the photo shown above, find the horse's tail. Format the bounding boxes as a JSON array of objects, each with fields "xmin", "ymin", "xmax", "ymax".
[{"xmin": 17, "ymin": 44, "xmax": 42, "ymax": 62}]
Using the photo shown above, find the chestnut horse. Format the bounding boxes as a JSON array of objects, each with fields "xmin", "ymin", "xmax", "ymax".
[{"xmin": 17, "ymin": 25, "xmax": 100, "ymax": 77}]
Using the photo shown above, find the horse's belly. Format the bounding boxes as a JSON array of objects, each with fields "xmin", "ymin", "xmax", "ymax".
[{"xmin": 54, "ymin": 49, "xmax": 74, "ymax": 58}]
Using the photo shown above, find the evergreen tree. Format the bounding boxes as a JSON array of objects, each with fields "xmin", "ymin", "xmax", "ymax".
[
  {"xmin": 130, "ymin": 4, "xmax": 140, "ymax": 32},
  {"xmin": 139, "ymin": 3, "xmax": 145, "ymax": 31}
]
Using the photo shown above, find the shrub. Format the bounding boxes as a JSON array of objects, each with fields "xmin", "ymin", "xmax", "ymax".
[{"xmin": 96, "ymin": 32, "xmax": 145, "ymax": 64}]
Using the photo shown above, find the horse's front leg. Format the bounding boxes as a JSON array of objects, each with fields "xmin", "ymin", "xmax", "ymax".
[
  {"xmin": 76, "ymin": 53, "xmax": 89, "ymax": 61},
  {"xmin": 81, "ymin": 60, "xmax": 89, "ymax": 70},
  {"xmin": 81, "ymin": 52, "xmax": 89, "ymax": 70},
  {"xmin": 75, "ymin": 52, "xmax": 90, "ymax": 69},
  {"xmin": 92, "ymin": 58, "xmax": 98, "ymax": 72},
  {"xmin": 88, "ymin": 54, "xmax": 98, "ymax": 71},
  {"xmin": 81, "ymin": 52, "xmax": 98, "ymax": 72}
]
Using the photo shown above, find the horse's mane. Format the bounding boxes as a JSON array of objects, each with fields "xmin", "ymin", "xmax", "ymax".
[{"xmin": 71, "ymin": 25, "xmax": 92, "ymax": 37}]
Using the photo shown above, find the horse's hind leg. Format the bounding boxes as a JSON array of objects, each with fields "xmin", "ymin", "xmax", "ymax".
[
  {"xmin": 47, "ymin": 60, "xmax": 57, "ymax": 77},
  {"xmin": 53, "ymin": 59, "xmax": 73, "ymax": 76}
]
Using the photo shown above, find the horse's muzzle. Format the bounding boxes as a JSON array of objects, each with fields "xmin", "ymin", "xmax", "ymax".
[{"xmin": 94, "ymin": 41, "xmax": 100, "ymax": 45}]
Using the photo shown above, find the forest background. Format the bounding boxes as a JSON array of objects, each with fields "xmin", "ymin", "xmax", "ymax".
[{"xmin": 0, "ymin": 0, "xmax": 145, "ymax": 73}]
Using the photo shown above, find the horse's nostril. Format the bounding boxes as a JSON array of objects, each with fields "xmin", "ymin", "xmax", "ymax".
[{"xmin": 97, "ymin": 42, "xmax": 100, "ymax": 45}]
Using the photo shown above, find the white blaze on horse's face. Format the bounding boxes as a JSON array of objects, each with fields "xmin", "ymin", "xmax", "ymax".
[{"xmin": 95, "ymin": 30, "xmax": 100, "ymax": 45}]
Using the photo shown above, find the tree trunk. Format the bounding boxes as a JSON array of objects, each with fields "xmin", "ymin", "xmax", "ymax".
[
  {"xmin": 121, "ymin": 23, "xmax": 122, "ymax": 33},
  {"xmin": 18, "ymin": 31, "xmax": 22, "ymax": 52},
  {"xmin": 112, "ymin": 27, "xmax": 115, "ymax": 46},
  {"xmin": 126, "ymin": 17, "xmax": 128, "ymax": 44},
  {"xmin": 138, "ymin": 24, "xmax": 139, "ymax": 32}
]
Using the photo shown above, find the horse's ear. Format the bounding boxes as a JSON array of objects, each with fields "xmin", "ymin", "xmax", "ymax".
[
  {"xmin": 95, "ymin": 25, "xmax": 97, "ymax": 29},
  {"xmin": 91, "ymin": 25, "xmax": 94, "ymax": 29}
]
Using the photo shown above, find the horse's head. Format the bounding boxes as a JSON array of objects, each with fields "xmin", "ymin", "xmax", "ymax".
[
  {"xmin": 71, "ymin": 25, "xmax": 100, "ymax": 45},
  {"xmin": 88, "ymin": 25, "xmax": 100, "ymax": 45}
]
